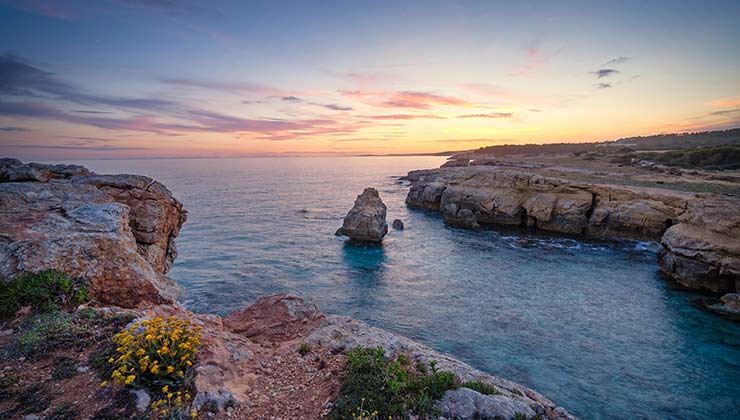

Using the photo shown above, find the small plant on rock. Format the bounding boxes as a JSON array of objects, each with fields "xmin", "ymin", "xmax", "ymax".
[
  {"xmin": 460, "ymin": 380, "xmax": 500, "ymax": 395},
  {"xmin": 298, "ymin": 342, "xmax": 312, "ymax": 356}
]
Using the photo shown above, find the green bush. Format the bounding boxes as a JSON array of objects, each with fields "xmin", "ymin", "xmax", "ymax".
[
  {"xmin": 460, "ymin": 380, "xmax": 500, "ymax": 395},
  {"xmin": 298, "ymin": 342, "xmax": 312, "ymax": 356},
  {"xmin": 0, "ymin": 269, "xmax": 89, "ymax": 317},
  {"xmin": 330, "ymin": 347, "xmax": 457, "ymax": 419}
]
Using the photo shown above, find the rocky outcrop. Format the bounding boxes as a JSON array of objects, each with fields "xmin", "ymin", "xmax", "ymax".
[
  {"xmin": 0, "ymin": 159, "xmax": 186, "ymax": 307},
  {"xmin": 337, "ymin": 187, "xmax": 388, "ymax": 242},
  {"xmin": 405, "ymin": 166, "xmax": 740, "ymax": 301},
  {"xmin": 143, "ymin": 295, "xmax": 575, "ymax": 419},
  {"xmin": 392, "ymin": 219, "xmax": 404, "ymax": 230},
  {"xmin": 307, "ymin": 313, "xmax": 575, "ymax": 420}
]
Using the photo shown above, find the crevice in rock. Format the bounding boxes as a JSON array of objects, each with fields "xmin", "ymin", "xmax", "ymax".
[{"xmin": 585, "ymin": 192, "xmax": 597, "ymax": 221}]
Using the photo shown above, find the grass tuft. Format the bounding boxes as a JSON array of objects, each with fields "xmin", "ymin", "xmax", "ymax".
[{"xmin": 460, "ymin": 380, "xmax": 500, "ymax": 395}]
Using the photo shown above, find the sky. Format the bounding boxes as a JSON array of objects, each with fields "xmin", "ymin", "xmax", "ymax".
[{"xmin": 1, "ymin": 0, "xmax": 739, "ymax": 160}]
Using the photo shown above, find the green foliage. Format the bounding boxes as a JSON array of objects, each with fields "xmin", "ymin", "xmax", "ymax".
[
  {"xmin": 17, "ymin": 383, "xmax": 51, "ymax": 414},
  {"xmin": 51, "ymin": 356, "xmax": 79, "ymax": 380},
  {"xmin": 14, "ymin": 311, "xmax": 89, "ymax": 356},
  {"xmin": 330, "ymin": 347, "xmax": 458, "ymax": 419},
  {"xmin": 45, "ymin": 403, "xmax": 81, "ymax": 420},
  {"xmin": 640, "ymin": 144, "xmax": 740, "ymax": 170},
  {"xmin": 0, "ymin": 269, "xmax": 90, "ymax": 317},
  {"xmin": 298, "ymin": 342, "xmax": 312, "ymax": 356},
  {"xmin": 460, "ymin": 380, "xmax": 500, "ymax": 395}
]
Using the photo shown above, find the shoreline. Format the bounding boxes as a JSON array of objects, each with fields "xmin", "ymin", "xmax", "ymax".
[{"xmin": 0, "ymin": 157, "xmax": 577, "ymax": 419}]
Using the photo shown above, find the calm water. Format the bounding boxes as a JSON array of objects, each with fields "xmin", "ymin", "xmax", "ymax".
[{"xmin": 77, "ymin": 157, "xmax": 739, "ymax": 420}]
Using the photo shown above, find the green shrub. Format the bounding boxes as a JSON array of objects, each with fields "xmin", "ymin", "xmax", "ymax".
[
  {"xmin": 298, "ymin": 342, "xmax": 312, "ymax": 356},
  {"xmin": 460, "ymin": 380, "xmax": 500, "ymax": 395},
  {"xmin": 330, "ymin": 347, "xmax": 457, "ymax": 419},
  {"xmin": 0, "ymin": 269, "xmax": 89, "ymax": 317}
]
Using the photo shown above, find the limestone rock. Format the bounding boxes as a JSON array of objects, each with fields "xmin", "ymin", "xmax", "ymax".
[
  {"xmin": 223, "ymin": 294, "xmax": 323, "ymax": 342},
  {"xmin": 658, "ymin": 224, "xmax": 740, "ymax": 293},
  {"xmin": 0, "ymin": 159, "xmax": 186, "ymax": 308},
  {"xmin": 392, "ymin": 219, "xmax": 404, "ymax": 230},
  {"xmin": 435, "ymin": 387, "xmax": 536, "ymax": 420},
  {"xmin": 337, "ymin": 187, "xmax": 388, "ymax": 242},
  {"xmin": 405, "ymin": 165, "xmax": 740, "ymax": 297}
]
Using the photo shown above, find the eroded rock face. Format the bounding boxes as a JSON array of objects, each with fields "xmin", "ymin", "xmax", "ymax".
[
  {"xmin": 337, "ymin": 187, "xmax": 388, "ymax": 242},
  {"xmin": 0, "ymin": 159, "xmax": 186, "ymax": 307},
  {"xmin": 405, "ymin": 165, "xmax": 740, "ymax": 297}
]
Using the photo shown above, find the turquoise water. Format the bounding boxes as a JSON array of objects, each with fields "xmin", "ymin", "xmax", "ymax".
[{"xmin": 80, "ymin": 157, "xmax": 740, "ymax": 420}]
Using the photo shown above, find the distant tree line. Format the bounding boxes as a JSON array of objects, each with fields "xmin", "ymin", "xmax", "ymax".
[{"xmin": 613, "ymin": 128, "xmax": 740, "ymax": 150}]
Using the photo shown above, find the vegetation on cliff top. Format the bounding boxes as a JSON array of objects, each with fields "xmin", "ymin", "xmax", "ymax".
[
  {"xmin": 639, "ymin": 144, "xmax": 740, "ymax": 170},
  {"xmin": 330, "ymin": 346, "xmax": 459, "ymax": 419},
  {"xmin": 0, "ymin": 269, "xmax": 89, "ymax": 317}
]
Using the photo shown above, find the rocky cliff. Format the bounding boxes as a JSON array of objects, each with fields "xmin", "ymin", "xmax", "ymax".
[
  {"xmin": 405, "ymin": 166, "xmax": 740, "ymax": 307},
  {"xmin": 0, "ymin": 158, "xmax": 186, "ymax": 307}
]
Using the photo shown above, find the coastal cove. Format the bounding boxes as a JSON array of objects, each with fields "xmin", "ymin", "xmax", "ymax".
[{"xmin": 67, "ymin": 156, "xmax": 740, "ymax": 420}]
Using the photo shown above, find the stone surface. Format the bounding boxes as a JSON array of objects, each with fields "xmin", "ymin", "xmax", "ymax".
[
  {"xmin": 435, "ymin": 387, "xmax": 536, "ymax": 420},
  {"xmin": 405, "ymin": 165, "xmax": 740, "ymax": 296},
  {"xmin": 0, "ymin": 159, "xmax": 186, "ymax": 308},
  {"xmin": 337, "ymin": 187, "xmax": 388, "ymax": 242},
  {"xmin": 392, "ymin": 219, "xmax": 404, "ymax": 230},
  {"xmin": 222, "ymin": 293, "xmax": 323, "ymax": 342},
  {"xmin": 131, "ymin": 389, "xmax": 152, "ymax": 412}
]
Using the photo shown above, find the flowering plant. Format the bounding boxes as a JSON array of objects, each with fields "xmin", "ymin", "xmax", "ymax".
[{"xmin": 107, "ymin": 316, "xmax": 202, "ymax": 418}]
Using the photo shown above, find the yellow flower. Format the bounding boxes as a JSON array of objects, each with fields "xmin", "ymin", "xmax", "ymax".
[
  {"xmin": 99, "ymin": 381, "xmax": 108, "ymax": 388},
  {"xmin": 162, "ymin": 385, "xmax": 169, "ymax": 393},
  {"xmin": 124, "ymin": 375, "xmax": 136, "ymax": 385}
]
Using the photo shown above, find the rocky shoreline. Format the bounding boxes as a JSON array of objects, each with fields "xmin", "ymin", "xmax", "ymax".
[
  {"xmin": 403, "ymin": 165, "xmax": 740, "ymax": 315},
  {"xmin": 0, "ymin": 158, "xmax": 576, "ymax": 419}
]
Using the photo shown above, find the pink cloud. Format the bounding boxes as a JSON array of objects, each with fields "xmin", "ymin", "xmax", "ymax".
[{"xmin": 706, "ymin": 98, "xmax": 740, "ymax": 107}]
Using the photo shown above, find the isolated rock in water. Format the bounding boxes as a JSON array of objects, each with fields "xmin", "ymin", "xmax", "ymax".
[
  {"xmin": 0, "ymin": 159, "xmax": 185, "ymax": 308},
  {"xmin": 435, "ymin": 387, "xmax": 536, "ymax": 420},
  {"xmin": 392, "ymin": 219, "xmax": 404, "ymax": 230},
  {"xmin": 337, "ymin": 187, "xmax": 388, "ymax": 242}
]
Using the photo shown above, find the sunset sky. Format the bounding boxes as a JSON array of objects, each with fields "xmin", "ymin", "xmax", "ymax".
[{"xmin": 1, "ymin": 0, "xmax": 739, "ymax": 160}]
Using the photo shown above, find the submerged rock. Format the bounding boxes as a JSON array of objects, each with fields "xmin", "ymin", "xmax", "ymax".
[
  {"xmin": 0, "ymin": 159, "xmax": 186, "ymax": 308},
  {"xmin": 336, "ymin": 187, "xmax": 388, "ymax": 242},
  {"xmin": 392, "ymin": 219, "xmax": 404, "ymax": 230}
]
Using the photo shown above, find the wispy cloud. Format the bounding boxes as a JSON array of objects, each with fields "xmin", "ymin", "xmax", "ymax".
[
  {"xmin": 592, "ymin": 69, "xmax": 619, "ymax": 79},
  {"xmin": 457, "ymin": 112, "xmax": 513, "ymax": 119},
  {"xmin": 357, "ymin": 114, "xmax": 445, "ymax": 120},
  {"xmin": 706, "ymin": 98, "xmax": 740, "ymax": 107},
  {"xmin": 343, "ymin": 90, "xmax": 475, "ymax": 109},
  {"xmin": 595, "ymin": 83, "xmax": 612, "ymax": 89},
  {"xmin": 601, "ymin": 56, "xmax": 631, "ymax": 67},
  {"xmin": 0, "ymin": 126, "xmax": 28, "ymax": 132},
  {"xmin": 321, "ymin": 103, "xmax": 353, "ymax": 111}
]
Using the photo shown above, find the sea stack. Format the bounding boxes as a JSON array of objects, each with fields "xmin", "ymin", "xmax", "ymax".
[{"xmin": 337, "ymin": 187, "xmax": 388, "ymax": 242}]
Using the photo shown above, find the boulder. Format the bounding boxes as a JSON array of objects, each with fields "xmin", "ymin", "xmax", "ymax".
[
  {"xmin": 223, "ymin": 293, "xmax": 323, "ymax": 342},
  {"xmin": 435, "ymin": 387, "xmax": 536, "ymax": 420},
  {"xmin": 0, "ymin": 159, "xmax": 186, "ymax": 308},
  {"xmin": 392, "ymin": 219, "xmax": 404, "ymax": 230},
  {"xmin": 336, "ymin": 187, "xmax": 388, "ymax": 242}
]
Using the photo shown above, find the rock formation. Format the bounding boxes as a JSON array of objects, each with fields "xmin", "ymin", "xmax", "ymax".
[
  {"xmin": 143, "ymin": 294, "xmax": 575, "ymax": 420},
  {"xmin": 392, "ymin": 218, "xmax": 404, "ymax": 230},
  {"xmin": 336, "ymin": 187, "xmax": 388, "ymax": 242},
  {"xmin": 0, "ymin": 159, "xmax": 186, "ymax": 307},
  {"xmin": 405, "ymin": 165, "xmax": 740, "ymax": 306}
]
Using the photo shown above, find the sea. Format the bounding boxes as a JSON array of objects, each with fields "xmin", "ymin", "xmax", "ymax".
[{"xmin": 75, "ymin": 156, "xmax": 740, "ymax": 420}]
